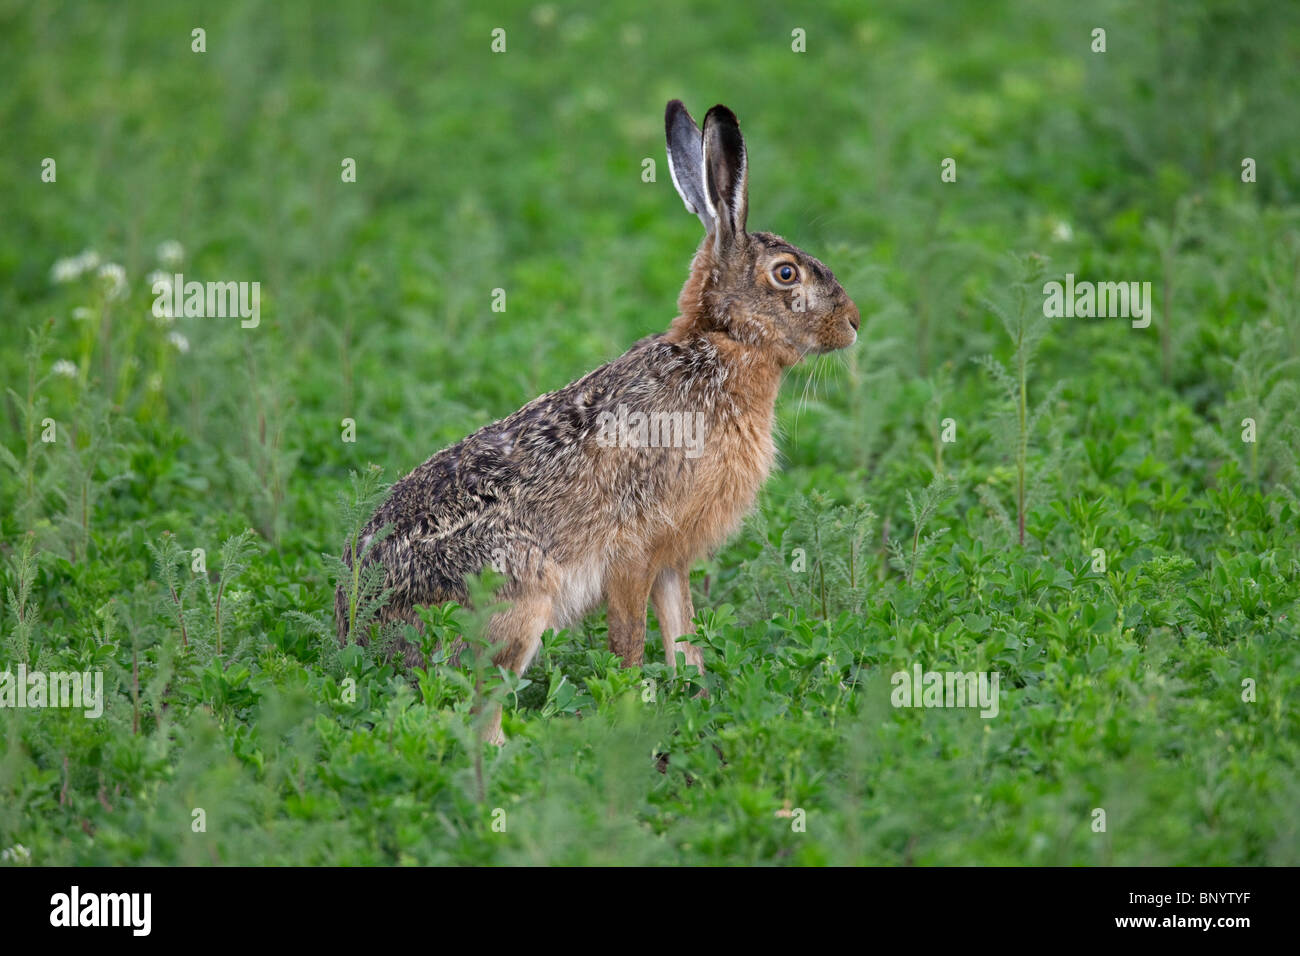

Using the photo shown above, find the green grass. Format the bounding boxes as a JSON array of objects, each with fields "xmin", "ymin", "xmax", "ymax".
[{"xmin": 1, "ymin": 0, "xmax": 1299, "ymax": 865}]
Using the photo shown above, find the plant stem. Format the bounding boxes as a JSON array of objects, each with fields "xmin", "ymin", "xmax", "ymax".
[
  {"xmin": 349, "ymin": 530, "xmax": 362, "ymax": 640},
  {"xmin": 132, "ymin": 646, "xmax": 140, "ymax": 735},
  {"xmin": 1017, "ymin": 321, "xmax": 1028, "ymax": 547},
  {"xmin": 215, "ymin": 580, "xmax": 225, "ymax": 656}
]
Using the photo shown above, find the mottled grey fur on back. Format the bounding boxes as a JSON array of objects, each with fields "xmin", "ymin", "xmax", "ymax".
[{"xmin": 335, "ymin": 331, "xmax": 729, "ymax": 659}]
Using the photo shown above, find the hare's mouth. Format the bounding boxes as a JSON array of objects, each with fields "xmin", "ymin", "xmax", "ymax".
[
  {"xmin": 830, "ymin": 330, "xmax": 857, "ymax": 351},
  {"xmin": 807, "ymin": 330, "xmax": 856, "ymax": 356}
]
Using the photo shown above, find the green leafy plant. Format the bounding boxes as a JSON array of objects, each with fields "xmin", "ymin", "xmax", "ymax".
[
  {"xmin": 974, "ymin": 257, "xmax": 1064, "ymax": 546},
  {"xmin": 887, "ymin": 473, "xmax": 958, "ymax": 585},
  {"xmin": 0, "ymin": 326, "xmax": 57, "ymax": 533},
  {"xmin": 325, "ymin": 465, "xmax": 393, "ymax": 649},
  {"xmin": 2, "ymin": 533, "xmax": 40, "ymax": 666}
]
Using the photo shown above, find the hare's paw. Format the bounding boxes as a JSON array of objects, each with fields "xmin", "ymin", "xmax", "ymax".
[{"xmin": 480, "ymin": 706, "xmax": 507, "ymax": 747}]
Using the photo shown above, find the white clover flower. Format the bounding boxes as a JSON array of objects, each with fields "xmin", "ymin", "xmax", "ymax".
[
  {"xmin": 72, "ymin": 307, "xmax": 92, "ymax": 321},
  {"xmin": 147, "ymin": 269, "xmax": 171, "ymax": 288},
  {"xmin": 98, "ymin": 263, "xmax": 127, "ymax": 300},
  {"xmin": 51, "ymin": 257, "xmax": 81, "ymax": 283},
  {"xmin": 51, "ymin": 249, "xmax": 100, "ymax": 282},
  {"xmin": 148, "ymin": 372, "xmax": 164, "ymax": 392},
  {"xmin": 531, "ymin": 4, "xmax": 557, "ymax": 27},
  {"xmin": 52, "ymin": 359, "xmax": 78, "ymax": 378},
  {"xmin": 0, "ymin": 844, "xmax": 31, "ymax": 864},
  {"xmin": 157, "ymin": 240, "xmax": 184, "ymax": 267},
  {"xmin": 1051, "ymin": 220, "xmax": 1073, "ymax": 243},
  {"xmin": 167, "ymin": 331, "xmax": 190, "ymax": 354}
]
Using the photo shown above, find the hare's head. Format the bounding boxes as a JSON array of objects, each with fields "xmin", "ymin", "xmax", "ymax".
[{"xmin": 666, "ymin": 100, "xmax": 859, "ymax": 367}]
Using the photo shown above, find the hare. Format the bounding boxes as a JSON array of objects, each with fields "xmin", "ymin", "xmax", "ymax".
[{"xmin": 336, "ymin": 101, "xmax": 859, "ymax": 742}]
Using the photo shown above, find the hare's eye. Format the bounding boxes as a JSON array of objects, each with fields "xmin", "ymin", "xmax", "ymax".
[{"xmin": 772, "ymin": 263, "xmax": 798, "ymax": 285}]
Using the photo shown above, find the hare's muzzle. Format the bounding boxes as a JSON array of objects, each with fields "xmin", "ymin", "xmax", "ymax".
[
  {"xmin": 819, "ymin": 301, "xmax": 860, "ymax": 352},
  {"xmin": 840, "ymin": 299, "xmax": 861, "ymax": 337}
]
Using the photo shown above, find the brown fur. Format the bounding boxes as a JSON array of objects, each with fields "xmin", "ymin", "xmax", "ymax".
[{"xmin": 335, "ymin": 102, "xmax": 858, "ymax": 740}]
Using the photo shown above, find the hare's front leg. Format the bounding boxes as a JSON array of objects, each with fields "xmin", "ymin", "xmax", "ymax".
[
  {"xmin": 480, "ymin": 594, "xmax": 553, "ymax": 746},
  {"xmin": 605, "ymin": 570, "xmax": 654, "ymax": 666},
  {"xmin": 651, "ymin": 567, "xmax": 706, "ymax": 675}
]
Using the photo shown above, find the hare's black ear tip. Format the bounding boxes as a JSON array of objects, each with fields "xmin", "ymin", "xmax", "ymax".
[{"xmin": 705, "ymin": 104, "xmax": 740, "ymax": 127}]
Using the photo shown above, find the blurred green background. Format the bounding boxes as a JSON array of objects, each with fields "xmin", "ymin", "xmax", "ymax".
[{"xmin": 1, "ymin": 0, "xmax": 1298, "ymax": 864}]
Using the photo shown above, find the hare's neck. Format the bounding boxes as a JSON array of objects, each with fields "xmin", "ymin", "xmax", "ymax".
[
  {"xmin": 653, "ymin": 330, "xmax": 780, "ymax": 561},
  {"xmin": 706, "ymin": 333, "xmax": 784, "ymax": 425}
]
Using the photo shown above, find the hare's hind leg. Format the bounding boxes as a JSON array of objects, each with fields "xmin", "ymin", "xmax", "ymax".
[
  {"xmin": 479, "ymin": 594, "xmax": 553, "ymax": 745},
  {"xmin": 651, "ymin": 567, "xmax": 706, "ymax": 675}
]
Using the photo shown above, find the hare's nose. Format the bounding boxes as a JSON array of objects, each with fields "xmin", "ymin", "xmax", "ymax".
[{"xmin": 845, "ymin": 304, "xmax": 861, "ymax": 331}]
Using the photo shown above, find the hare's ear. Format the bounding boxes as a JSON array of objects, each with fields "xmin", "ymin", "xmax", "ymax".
[
  {"xmin": 701, "ymin": 104, "xmax": 748, "ymax": 248},
  {"xmin": 665, "ymin": 100, "xmax": 711, "ymax": 231}
]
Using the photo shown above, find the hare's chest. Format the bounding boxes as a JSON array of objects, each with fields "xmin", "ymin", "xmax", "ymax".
[{"xmin": 672, "ymin": 412, "xmax": 775, "ymax": 558}]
